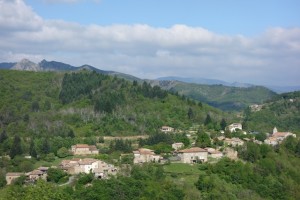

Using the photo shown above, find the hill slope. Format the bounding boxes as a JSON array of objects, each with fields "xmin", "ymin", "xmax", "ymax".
[
  {"xmin": 149, "ymin": 80, "xmax": 277, "ymax": 111},
  {"xmin": 243, "ymin": 91, "xmax": 300, "ymax": 133},
  {"xmin": 0, "ymin": 70, "xmax": 229, "ymax": 138}
]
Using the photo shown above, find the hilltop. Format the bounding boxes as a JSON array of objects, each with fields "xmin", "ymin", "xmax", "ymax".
[{"xmin": 149, "ymin": 80, "xmax": 277, "ymax": 111}]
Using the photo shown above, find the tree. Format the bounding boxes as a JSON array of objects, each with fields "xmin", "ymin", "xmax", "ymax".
[
  {"xmin": 57, "ymin": 147, "xmax": 70, "ymax": 158},
  {"xmin": 41, "ymin": 138, "xmax": 50, "ymax": 154},
  {"xmin": 0, "ymin": 130, "xmax": 8, "ymax": 143},
  {"xmin": 255, "ymin": 132, "xmax": 267, "ymax": 142},
  {"xmin": 239, "ymin": 142, "xmax": 261, "ymax": 163},
  {"xmin": 0, "ymin": 172, "xmax": 6, "ymax": 188},
  {"xmin": 12, "ymin": 175, "xmax": 26, "ymax": 186},
  {"xmin": 204, "ymin": 114, "xmax": 212, "ymax": 126},
  {"xmin": 10, "ymin": 135, "xmax": 22, "ymax": 159},
  {"xmin": 196, "ymin": 131, "xmax": 211, "ymax": 148},
  {"xmin": 47, "ymin": 168, "xmax": 68, "ymax": 183},
  {"xmin": 188, "ymin": 107, "xmax": 194, "ymax": 120},
  {"xmin": 23, "ymin": 114, "xmax": 29, "ymax": 122},
  {"xmin": 19, "ymin": 160, "xmax": 34, "ymax": 172},
  {"xmin": 67, "ymin": 129, "xmax": 75, "ymax": 138},
  {"xmin": 29, "ymin": 139, "xmax": 37, "ymax": 158},
  {"xmin": 220, "ymin": 118, "xmax": 227, "ymax": 130},
  {"xmin": 31, "ymin": 101, "xmax": 40, "ymax": 112},
  {"xmin": 295, "ymin": 141, "xmax": 300, "ymax": 157},
  {"xmin": 43, "ymin": 100, "xmax": 51, "ymax": 110}
]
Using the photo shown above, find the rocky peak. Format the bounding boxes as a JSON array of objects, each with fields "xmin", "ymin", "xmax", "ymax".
[{"xmin": 12, "ymin": 59, "xmax": 41, "ymax": 71}]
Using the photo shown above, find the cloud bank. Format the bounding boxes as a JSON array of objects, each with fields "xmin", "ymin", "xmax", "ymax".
[{"xmin": 0, "ymin": 0, "xmax": 299, "ymax": 86}]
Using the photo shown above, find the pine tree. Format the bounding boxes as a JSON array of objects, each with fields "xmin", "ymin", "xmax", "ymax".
[
  {"xmin": 0, "ymin": 130, "xmax": 8, "ymax": 143},
  {"xmin": 29, "ymin": 139, "xmax": 37, "ymax": 158},
  {"xmin": 41, "ymin": 138, "xmax": 50, "ymax": 154},
  {"xmin": 188, "ymin": 107, "xmax": 194, "ymax": 120},
  {"xmin": 220, "ymin": 118, "xmax": 227, "ymax": 130},
  {"xmin": 9, "ymin": 135, "xmax": 22, "ymax": 159},
  {"xmin": 204, "ymin": 114, "xmax": 212, "ymax": 125}
]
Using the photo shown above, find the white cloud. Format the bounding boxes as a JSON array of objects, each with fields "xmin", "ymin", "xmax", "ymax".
[
  {"xmin": 0, "ymin": 0, "xmax": 300, "ymax": 86},
  {"xmin": 0, "ymin": 0, "xmax": 42, "ymax": 32}
]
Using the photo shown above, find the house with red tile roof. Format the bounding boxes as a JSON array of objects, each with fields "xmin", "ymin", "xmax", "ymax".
[
  {"xmin": 177, "ymin": 147, "xmax": 208, "ymax": 163},
  {"xmin": 71, "ymin": 144, "xmax": 98, "ymax": 155},
  {"xmin": 133, "ymin": 148, "xmax": 161, "ymax": 164},
  {"xmin": 6, "ymin": 172, "xmax": 24, "ymax": 185}
]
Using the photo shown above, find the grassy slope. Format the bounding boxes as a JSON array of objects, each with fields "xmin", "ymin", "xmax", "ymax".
[{"xmin": 164, "ymin": 163, "xmax": 203, "ymax": 199}]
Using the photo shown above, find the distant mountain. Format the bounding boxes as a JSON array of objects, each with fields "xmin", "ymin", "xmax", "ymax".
[
  {"xmin": 12, "ymin": 59, "xmax": 40, "ymax": 71},
  {"xmin": 265, "ymin": 85, "xmax": 300, "ymax": 94},
  {"xmin": 0, "ymin": 62, "xmax": 15, "ymax": 69},
  {"xmin": 157, "ymin": 76, "xmax": 253, "ymax": 88},
  {"xmin": 0, "ymin": 59, "xmax": 141, "ymax": 82},
  {"xmin": 39, "ymin": 59, "xmax": 76, "ymax": 71},
  {"xmin": 149, "ymin": 80, "xmax": 277, "ymax": 111},
  {"xmin": 157, "ymin": 76, "xmax": 300, "ymax": 94}
]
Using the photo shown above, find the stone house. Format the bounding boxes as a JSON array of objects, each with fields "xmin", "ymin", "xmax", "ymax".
[
  {"xmin": 26, "ymin": 169, "xmax": 47, "ymax": 182},
  {"xmin": 224, "ymin": 137, "xmax": 244, "ymax": 147},
  {"xmin": 6, "ymin": 172, "xmax": 24, "ymax": 185},
  {"xmin": 75, "ymin": 158, "xmax": 99, "ymax": 174},
  {"xmin": 71, "ymin": 144, "xmax": 98, "ymax": 155},
  {"xmin": 133, "ymin": 148, "xmax": 161, "ymax": 164},
  {"xmin": 264, "ymin": 127, "xmax": 296, "ymax": 146},
  {"xmin": 205, "ymin": 148, "xmax": 223, "ymax": 159},
  {"xmin": 177, "ymin": 147, "xmax": 208, "ymax": 163},
  {"xmin": 223, "ymin": 147, "xmax": 238, "ymax": 160},
  {"xmin": 60, "ymin": 158, "xmax": 117, "ymax": 177},
  {"xmin": 172, "ymin": 142, "xmax": 184, "ymax": 150},
  {"xmin": 94, "ymin": 161, "xmax": 117, "ymax": 179}
]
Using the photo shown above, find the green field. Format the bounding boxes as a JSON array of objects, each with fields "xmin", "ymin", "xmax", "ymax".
[{"xmin": 164, "ymin": 163, "xmax": 204, "ymax": 199}]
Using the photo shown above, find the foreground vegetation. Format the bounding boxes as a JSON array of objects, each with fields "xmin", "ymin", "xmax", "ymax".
[{"xmin": 0, "ymin": 69, "xmax": 300, "ymax": 199}]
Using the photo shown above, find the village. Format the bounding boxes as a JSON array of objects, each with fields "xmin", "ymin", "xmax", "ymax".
[{"xmin": 5, "ymin": 122, "xmax": 296, "ymax": 186}]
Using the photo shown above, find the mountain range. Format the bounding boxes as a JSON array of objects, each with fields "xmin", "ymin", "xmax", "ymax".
[
  {"xmin": 0, "ymin": 59, "xmax": 140, "ymax": 82},
  {"xmin": 1, "ymin": 58, "xmax": 298, "ymax": 111}
]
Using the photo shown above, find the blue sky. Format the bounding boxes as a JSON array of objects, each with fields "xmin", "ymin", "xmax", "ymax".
[
  {"xmin": 26, "ymin": 0, "xmax": 300, "ymax": 35},
  {"xmin": 1, "ymin": 0, "xmax": 300, "ymax": 86}
]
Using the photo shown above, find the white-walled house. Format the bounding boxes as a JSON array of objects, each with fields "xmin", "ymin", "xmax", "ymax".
[
  {"xmin": 133, "ymin": 148, "xmax": 161, "ymax": 164},
  {"xmin": 60, "ymin": 158, "xmax": 117, "ymax": 177},
  {"xmin": 177, "ymin": 147, "xmax": 208, "ymax": 163},
  {"xmin": 228, "ymin": 123, "xmax": 242, "ymax": 133},
  {"xmin": 160, "ymin": 126, "xmax": 175, "ymax": 133}
]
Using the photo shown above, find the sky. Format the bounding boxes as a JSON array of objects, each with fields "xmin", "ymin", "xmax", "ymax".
[{"xmin": 0, "ymin": 0, "xmax": 300, "ymax": 86}]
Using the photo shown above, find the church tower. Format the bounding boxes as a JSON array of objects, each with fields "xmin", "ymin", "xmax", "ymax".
[{"xmin": 273, "ymin": 127, "xmax": 278, "ymax": 134}]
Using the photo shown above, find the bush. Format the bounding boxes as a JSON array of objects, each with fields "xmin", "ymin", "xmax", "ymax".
[
  {"xmin": 57, "ymin": 147, "xmax": 71, "ymax": 158},
  {"xmin": 47, "ymin": 168, "xmax": 68, "ymax": 183}
]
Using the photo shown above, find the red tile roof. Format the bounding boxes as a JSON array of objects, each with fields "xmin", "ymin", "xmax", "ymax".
[{"xmin": 178, "ymin": 147, "xmax": 207, "ymax": 153}]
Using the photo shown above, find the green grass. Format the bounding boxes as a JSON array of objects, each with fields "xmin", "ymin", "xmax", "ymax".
[{"xmin": 163, "ymin": 163, "xmax": 203, "ymax": 199}]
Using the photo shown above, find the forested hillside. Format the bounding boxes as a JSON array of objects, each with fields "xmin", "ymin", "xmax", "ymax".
[
  {"xmin": 243, "ymin": 91, "xmax": 300, "ymax": 133},
  {"xmin": 0, "ymin": 69, "xmax": 230, "ymax": 157},
  {"xmin": 150, "ymin": 80, "xmax": 277, "ymax": 111}
]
